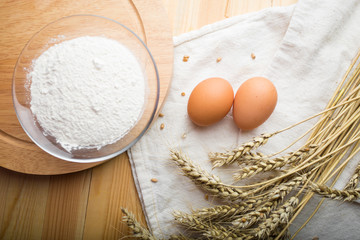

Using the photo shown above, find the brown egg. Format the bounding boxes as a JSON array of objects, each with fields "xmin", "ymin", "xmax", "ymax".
[
  {"xmin": 187, "ymin": 77, "xmax": 234, "ymax": 126},
  {"xmin": 233, "ymin": 77, "xmax": 277, "ymax": 130}
]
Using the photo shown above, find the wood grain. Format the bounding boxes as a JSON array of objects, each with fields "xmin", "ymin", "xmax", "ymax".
[
  {"xmin": 0, "ymin": 169, "xmax": 49, "ymax": 239},
  {"xmin": 0, "ymin": 1, "xmax": 297, "ymax": 239},
  {"xmin": 163, "ymin": 0, "xmax": 296, "ymax": 36},
  {"xmin": 83, "ymin": 154, "xmax": 146, "ymax": 239},
  {"xmin": 42, "ymin": 170, "xmax": 91, "ymax": 240}
]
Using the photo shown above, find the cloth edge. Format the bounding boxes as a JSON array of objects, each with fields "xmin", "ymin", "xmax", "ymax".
[{"xmin": 173, "ymin": 4, "xmax": 296, "ymax": 47}]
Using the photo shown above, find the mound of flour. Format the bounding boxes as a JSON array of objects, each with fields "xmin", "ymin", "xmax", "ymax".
[{"xmin": 29, "ymin": 36, "xmax": 145, "ymax": 151}]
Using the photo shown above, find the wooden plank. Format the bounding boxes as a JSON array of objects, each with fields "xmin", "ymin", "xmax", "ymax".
[
  {"xmin": 0, "ymin": 169, "xmax": 49, "ymax": 240},
  {"xmin": 0, "ymin": 168, "xmax": 12, "ymax": 234},
  {"xmin": 83, "ymin": 154, "xmax": 146, "ymax": 239},
  {"xmin": 41, "ymin": 170, "xmax": 92, "ymax": 240},
  {"xmin": 163, "ymin": 0, "xmax": 296, "ymax": 36},
  {"xmin": 0, "ymin": 164, "xmax": 91, "ymax": 240},
  {"xmin": 272, "ymin": 0, "xmax": 298, "ymax": 7}
]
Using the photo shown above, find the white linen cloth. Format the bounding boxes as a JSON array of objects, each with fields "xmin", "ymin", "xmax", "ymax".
[{"xmin": 129, "ymin": 0, "xmax": 360, "ymax": 238}]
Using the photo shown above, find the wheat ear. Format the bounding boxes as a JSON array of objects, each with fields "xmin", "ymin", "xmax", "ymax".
[
  {"xmin": 344, "ymin": 162, "xmax": 360, "ymax": 190},
  {"xmin": 173, "ymin": 210, "xmax": 246, "ymax": 239},
  {"xmin": 235, "ymin": 152, "xmax": 266, "ymax": 166},
  {"xmin": 309, "ymin": 183, "xmax": 360, "ymax": 201},
  {"xmin": 232, "ymin": 201, "xmax": 277, "ymax": 229},
  {"xmin": 170, "ymin": 149, "xmax": 247, "ymax": 200},
  {"xmin": 267, "ymin": 175, "xmax": 306, "ymax": 200},
  {"xmin": 121, "ymin": 208, "xmax": 157, "ymax": 240},
  {"xmin": 209, "ymin": 133, "xmax": 274, "ymax": 168},
  {"xmin": 189, "ymin": 199, "xmax": 263, "ymax": 222},
  {"xmin": 232, "ymin": 175, "xmax": 305, "ymax": 229},
  {"xmin": 255, "ymin": 197, "xmax": 299, "ymax": 239},
  {"xmin": 233, "ymin": 146, "xmax": 317, "ymax": 181}
]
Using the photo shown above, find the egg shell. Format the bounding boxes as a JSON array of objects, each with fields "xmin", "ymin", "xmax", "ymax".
[
  {"xmin": 233, "ymin": 77, "xmax": 277, "ymax": 130},
  {"xmin": 187, "ymin": 77, "xmax": 234, "ymax": 126}
]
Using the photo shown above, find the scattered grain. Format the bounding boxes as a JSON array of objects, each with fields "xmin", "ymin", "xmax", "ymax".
[
  {"xmin": 159, "ymin": 113, "xmax": 164, "ymax": 117},
  {"xmin": 160, "ymin": 123, "xmax": 165, "ymax": 130},
  {"xmin": 181, "ymin": 92, "xmax": 186, "ymax": 96},
  {"xmin": 151, "ymin": 178, "xmax": 158, "ymax": 183},
  {"xmin": 216, "ymin": 57, "xmax": 222, "ymax": 63},
  {"xmin": 251, "ymin": 53, "xmax": 256, "ymax": 59},
  {"xmin": 183, "ymin": 55, "xmax": 189, "ymax": 62}
]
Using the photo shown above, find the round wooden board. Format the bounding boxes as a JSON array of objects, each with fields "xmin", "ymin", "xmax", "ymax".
[{"xmin": 0, "ymin": 0, "xmax": 173, "ymax": 175}]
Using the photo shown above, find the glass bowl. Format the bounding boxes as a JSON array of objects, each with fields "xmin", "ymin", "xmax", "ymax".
[{"xmin": 12, "ymin": 15, "xmax": 159, "ymax": 163}]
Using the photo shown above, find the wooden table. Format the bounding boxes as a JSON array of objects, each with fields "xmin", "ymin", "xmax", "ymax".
[{"xmin": 0, "ymin": 1, "xmax": 297, "ymax": 239}]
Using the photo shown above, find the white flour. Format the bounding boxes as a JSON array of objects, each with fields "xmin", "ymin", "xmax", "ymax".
[{"xmin": 29, "ymin": 36, "xmax": 145, "ymax": 151}]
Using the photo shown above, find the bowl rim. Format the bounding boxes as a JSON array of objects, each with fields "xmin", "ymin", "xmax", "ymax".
[{"xmin": 12, "ymin": 14, "xmax": 160, "ymax": 163}]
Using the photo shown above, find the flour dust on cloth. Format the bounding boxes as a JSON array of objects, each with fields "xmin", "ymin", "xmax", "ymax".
[{"xmin": 129, "ymin": 0, "xmax": 360, "ymax": 238}]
